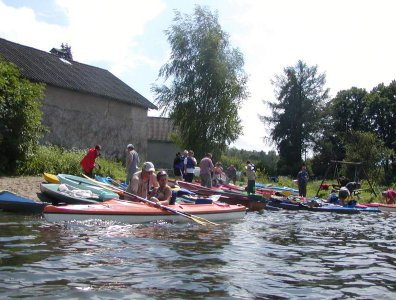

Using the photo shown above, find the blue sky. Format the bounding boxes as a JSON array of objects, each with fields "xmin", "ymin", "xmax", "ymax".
[{"xmin": 1, "ymin": 0, "xmax": 396, "ymax": 152}]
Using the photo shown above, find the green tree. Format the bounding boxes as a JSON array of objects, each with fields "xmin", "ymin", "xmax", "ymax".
[
  {"xmin": 152, "ymin": 6, "xmax": 248, "ymax": 159},
  {"xmin": 312, "ymin": 87, "xmax": 369, "ymax": 169},
  {"xmin": 0, "ymin": 57, "xmax": 46, "ymax": 174},
  {"xmin": 344, "ymin": 131, "xmax": 393, "ymax": 182},
  {"xmin": 262, "ymin": 60, "xmax": 329, "ymax": 175}
]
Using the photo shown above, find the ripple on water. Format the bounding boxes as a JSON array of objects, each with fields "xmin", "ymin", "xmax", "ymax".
[{"xmin": 0, "ymin": 210, "xmax": 396, "ymax": 298}]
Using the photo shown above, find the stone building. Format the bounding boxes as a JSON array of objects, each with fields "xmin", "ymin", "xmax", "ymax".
[{"xmin": 0, "ymin": 37, "xmax": 177, "ymax": 165}]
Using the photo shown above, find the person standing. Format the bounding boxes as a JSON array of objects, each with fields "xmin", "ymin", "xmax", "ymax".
[
  {"xmin": 184, "ymin": 150, "xmax": 197, "ymax": 183},
  {"xmin": 126, "ymin": 144, "xmax": 139, "ymax": 184},
  {"xmin": 173, "ymin": 152, "xmax": 184, "ymax": 181},
  {"xmin": 213, "ymin": 162, "xmax": 224, "ymax": 186},
  {"xmin": 297, "ymin": 164, "xmax": 309, "ymax": 197},
  {"xmin": 199, "ymin": 153, "xmax": 214, "ymax": 188},
  {"xmin": 126, "ymin": 162, "xmax": 159, "ymax": 199},
  {"xmin": 225, "ymin": 165, "xmax": 237, "ymax": 185},
  {"xmin": 80, "ymin": 144, "xmax": 101, "ymax": 178},
  {"xmin": 246, "ymin": 161, "xmax": 256, "ymax": 195}
]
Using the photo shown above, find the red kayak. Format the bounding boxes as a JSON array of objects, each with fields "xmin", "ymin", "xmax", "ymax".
[
  {"xmin": 43, "ymin": 199, "xmax": 247, "ymax": 224},
  {"xmin": 361, "ymin": 202, "xmax": 396, "ymax": 212}
]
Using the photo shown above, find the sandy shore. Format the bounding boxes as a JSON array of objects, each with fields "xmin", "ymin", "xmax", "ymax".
[{"xmin": 0, "ymin": 176, "xmax": 43, "ymax": 201}]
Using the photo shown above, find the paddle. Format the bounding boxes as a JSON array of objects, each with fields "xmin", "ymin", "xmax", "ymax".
[{"xmin": 82, "ymin": 174, "xmax": 218, "ymax": 226}]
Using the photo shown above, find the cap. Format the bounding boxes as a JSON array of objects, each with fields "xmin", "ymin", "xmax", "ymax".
[
  {"xmin": 127, "ymin": 144, "xmax": 134, "ymax": 149},
  {"xmin": 95, "ymin": 144, "xmax": 102, "ymax": 150},
  {"xmin": 143, "ymin": 161, "xmax": 155, "ymax": 172}
]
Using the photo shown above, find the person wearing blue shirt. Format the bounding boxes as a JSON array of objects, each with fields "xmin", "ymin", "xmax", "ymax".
[{"xmin": 297, "ymin": 164, "xmax": 309, "ymax": 197}]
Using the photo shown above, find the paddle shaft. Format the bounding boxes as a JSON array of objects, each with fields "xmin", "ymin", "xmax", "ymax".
[{"xmin": 82, "ymin": 175, "xmax": 218, "ymax": 225}]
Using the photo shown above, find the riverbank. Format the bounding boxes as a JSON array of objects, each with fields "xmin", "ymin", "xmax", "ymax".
[{"xmin": 0, "ymin": 176, "xmax": 43, "ymax": 201}]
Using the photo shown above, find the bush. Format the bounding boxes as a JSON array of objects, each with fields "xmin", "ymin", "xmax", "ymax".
[
  {"xmin": 0, "ymin": 58, "xmax": 46, "ymax": 174},
  {"xmin": 19, "ymin": 145, "xmax": 126, "ymax": 180}
]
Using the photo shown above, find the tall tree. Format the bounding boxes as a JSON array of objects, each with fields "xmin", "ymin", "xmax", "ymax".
[
  {"xmin": 152, "ymin": 6, "xmax": 248, "ymax": 159},
  {"xmin": 262, "ymin": 60, "xmax": 329, "ymax": 175}
]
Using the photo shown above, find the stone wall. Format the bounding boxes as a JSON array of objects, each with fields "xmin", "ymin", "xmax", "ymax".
[{"xmin": 40, "ymin": 85, "xmax": 149, "ymax": 160}]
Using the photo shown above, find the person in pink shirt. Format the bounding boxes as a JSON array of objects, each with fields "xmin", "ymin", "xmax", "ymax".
[
  {"xmin": 382, "ymin": 189, "xmax": 396, "ymax": 204},
  {"xmin": 199, "ymin": 153, "xmax": 214, "ymax": 188}
]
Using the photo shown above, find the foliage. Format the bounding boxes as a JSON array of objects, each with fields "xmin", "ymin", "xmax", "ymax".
[
  {"xmin": 152, "ymin": 5, "xmax": 248, "ymax": 159},
  {"xmin": 344, "ymin": 131, "xmax": 393, "ymax": 181},
  {"xmin": 262, "ymin": 60, "xmax": 329, "ymax": 175},
  {"xmin": 18, "ymin": 145, "xmax": 126, "ymax": 179},
  {"xmin": 0, "ymin": 57, "xmax": 46, "ymax": 174}
]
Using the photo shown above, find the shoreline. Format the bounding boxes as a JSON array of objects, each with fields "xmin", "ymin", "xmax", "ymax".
[{"xmin": 0, "ymin": 176, "xmax": 43, "ymax": 201}]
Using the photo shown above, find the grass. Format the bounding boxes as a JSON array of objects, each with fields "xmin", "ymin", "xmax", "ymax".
[{"xmin": 18, "ymin": 145, "xmax": 126, "ymax": 180}]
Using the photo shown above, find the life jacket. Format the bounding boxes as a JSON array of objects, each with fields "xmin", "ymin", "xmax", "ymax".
[{"xmin": 186, "ymin": 157, "xmax": 196, "ymax": 168}]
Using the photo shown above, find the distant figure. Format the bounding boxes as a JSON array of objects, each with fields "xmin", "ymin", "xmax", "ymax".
[
  {"xmin": 338, "ymin": 176, "xmax": 350, "ymax": 187},
  {"xmin": 345, "ymin": 181, "xmax": 360, "ymax": 195},
  {"xmin": 126, "ymin": 144, "xmax": 139, "ymax": 184},
  {"xmin": 382, "ymin": 189, "xmax": 396, "ymax": 204},
  {"xmin": 149, "ymin": 170, "xmax": 174, "ymax": 205},
  {"xmin": 338, "ymin": 186, "xmax": 351, "ymax": 205},
  {"xmin": 80, "ymin": 144, "xmax": 101, "ymax": 178},
  {"xmin": 181, "ymin": 150, "xmax": 188, "ymax": 180},
  {"xmin": 213, "ymin": 162, "xmax": 223, "ymax": 186},
  {"xmin": 126, "ymin": 162, "xmax": 159, "ymax": 199},
  {"xmin": 297, "ymin": 164, "xmax": 309, "ymax": 197},
  {"xmin": 327, "ymin": 189, "xmax": 340, "ymax": 204},
  {"xmin": 173, "ymin": 152, "xmax": 184, "ymax": 181},
  {"xmin": 246, "ymin": 161, "xmax": 256, "ymax": 195},
  {"xmin": 184, "ymin": 150, "xmax": 197, "ymax": 183},
  {"xmin": 199, "ymin": 153, "xmax": 214, "ymax": 188},
  {"xmin": 225, "ymin": 165, "xmax": 237, "ymax": 185}
]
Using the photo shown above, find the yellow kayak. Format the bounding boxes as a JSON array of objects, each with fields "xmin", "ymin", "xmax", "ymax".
[{"xmin": 43, "ymin": 172, "xmax": 60, "ymax": 184}]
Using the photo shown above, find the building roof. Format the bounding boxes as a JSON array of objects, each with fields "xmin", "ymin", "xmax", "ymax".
[{"xmin": 0, "ymin": 37, "xmax": 157, "ymax": 109}]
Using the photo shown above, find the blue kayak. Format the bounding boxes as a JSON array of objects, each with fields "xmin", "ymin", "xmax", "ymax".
[{"xmin": 0, "ymin": 191, "xmax": 46, "ymax": 213}]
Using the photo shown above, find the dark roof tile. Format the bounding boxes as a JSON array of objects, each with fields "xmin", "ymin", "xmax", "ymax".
[{"xmin": 0, "ymin": 37, "xmax": 157, "ymax": 109}]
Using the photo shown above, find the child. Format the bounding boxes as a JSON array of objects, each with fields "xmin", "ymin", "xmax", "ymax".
[{"xmin": 382, "ymin": 189, "xmax": 396, "ymax": 204}]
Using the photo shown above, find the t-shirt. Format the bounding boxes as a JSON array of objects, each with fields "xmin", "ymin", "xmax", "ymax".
[
  {"xmin": 297, "ymin": 170, "xmax": 309, "ymax": 185},
  {"xmin": 80, "ymin": 148, "xmax": 98, "ymax": 173},
  {"xmin": 127, "ymin": 171, "xmax": 159, "ymax": 198},
  {"xmin": 184, "ymin": 156, "xmax": 197, "ymax": 174},
  {"xmin": 199, "ymin": 157, "xmax": 214, "ymax": 175},
  {"xmin": 246, "ymin": 164, "xmax": 256, "ymax": 180},
  {"xmin": 126, "ymin": 150, "xmax": 139, "ymax": 174}
]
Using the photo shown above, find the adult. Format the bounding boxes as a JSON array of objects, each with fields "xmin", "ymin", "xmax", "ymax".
[
  {"xmin": 382, "ymin": 189, "xmax": 396, "ymax": 204},
  {"xmin": 199, "ymin": 153, "xmax": 214, "ymax": 188},
  {"xmin": 213, "ymin": 162, "xmax": 223, "ymax": 186},
  {"xmin": 173, "ymin": 152, "xmax": 184, "ymax": 181},
  {"xmin": 297, "ymin": 164, "xmax": 309, "ymax": 197},
  {"xmin": 126, "ymin": 144, "xmax": 140, "ymax": 184},
  {"xmin": 246, "ymin": 161, "xmax": 256, "ymax": 195},
  {"xmin": 225, "ymin": 165, "xmax": 237, "ymax": 185},
  {"xmin": 184, "ymin": 150, "xmax": 197, "ymax": 183},
  {"xmin": 126, "ymin": 161, "xmax": 159, "ymax": 199},
  {"xmin": 80, "ymin": 144, "xmax": 101, "ymax": 178},
  {"xmin": 149, "ymin": 170, "xmax": 174, "ymax": 205}
]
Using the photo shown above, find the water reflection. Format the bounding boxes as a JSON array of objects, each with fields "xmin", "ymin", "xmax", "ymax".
[{"xmin": 1, "ymin": 210, "xmax": 396, "ymax": 299}]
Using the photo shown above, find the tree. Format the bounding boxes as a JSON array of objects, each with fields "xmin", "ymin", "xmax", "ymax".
[
  {"xmin": 344, "ymin": 131, "xmax": 393, "ymax": 182},
  {"xmin": 313, "ymin": 87, "xmax": 369, "ymax": 168},
  {"xmin": 262, "ymin": 60, "xmax": 329, "ymax": 175},
  {"xmin": 0, "ymin": 57, "xmax": 46, "ymax": 174},
  {"xmin": 152, "ymin": 6, "xmax": 248, "ymax": 159}
]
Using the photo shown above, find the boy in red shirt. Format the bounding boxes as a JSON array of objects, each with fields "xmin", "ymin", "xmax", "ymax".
[{"xmin": 80, "ymin": 145, "xmax": 101, "ymax": 178}]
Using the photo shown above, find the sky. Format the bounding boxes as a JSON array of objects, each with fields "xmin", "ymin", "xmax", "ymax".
[{"xmin": 1, "ymin": 0, "xmax": 396, "ymax": 152}]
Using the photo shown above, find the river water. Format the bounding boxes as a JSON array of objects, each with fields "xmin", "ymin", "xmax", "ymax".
[{"xmin": 0, "ymin": 210, "xmax": 395, "ymax": 299}]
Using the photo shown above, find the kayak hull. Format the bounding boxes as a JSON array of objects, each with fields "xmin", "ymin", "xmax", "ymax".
[
  {"xmin": 43, "ymin": 200, "xmax": 247, "ymax": 224},
  {"xmin": 0, "ymin": 191, "xmax": 46, "ymax": 213}
]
